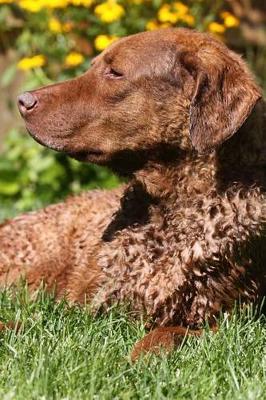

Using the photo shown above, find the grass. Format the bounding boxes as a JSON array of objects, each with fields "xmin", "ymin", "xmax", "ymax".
[
  {"xmin": 0, "ymin": 208, "xmax": 266, "ymax": 400},
  {"xmin": 0, "ymin": 291, "xmax": 265, "ymax": 400}
]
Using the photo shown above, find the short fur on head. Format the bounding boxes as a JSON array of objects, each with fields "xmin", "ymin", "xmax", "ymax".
[
  {"xmin": 17, "ymin": 28, "xmax": 262, "ymax": 171},
  {"xmin": 3, "ymin": 28, "xmax": 266, "ymax": 360}
]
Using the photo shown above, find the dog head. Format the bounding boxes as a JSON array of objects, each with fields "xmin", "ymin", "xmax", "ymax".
[{"xmin": 18, "ymin": 29, "xmax": 261, "ymax": 173}]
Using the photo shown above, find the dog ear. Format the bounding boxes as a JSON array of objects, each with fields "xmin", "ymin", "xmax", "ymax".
[{"xmin": 187, "ymin": 47, "xmax": 262, "ymax": 153}]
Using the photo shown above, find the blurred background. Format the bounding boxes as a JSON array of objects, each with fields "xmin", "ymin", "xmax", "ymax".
[{"xmin": 0, "ymin": 0, "xmax": 265, "ymax": 213}]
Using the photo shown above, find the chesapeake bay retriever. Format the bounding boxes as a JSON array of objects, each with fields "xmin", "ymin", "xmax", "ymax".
[{"xmin": 1, "ymin": 28, "xmax": 266, "ymax": 359}]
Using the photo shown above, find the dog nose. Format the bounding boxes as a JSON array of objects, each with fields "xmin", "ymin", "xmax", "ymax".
[{"xmin": 17, "ymin": 92, "xmax": 38, "ymax": 116}]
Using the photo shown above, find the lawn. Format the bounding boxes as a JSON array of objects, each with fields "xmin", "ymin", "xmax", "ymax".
[{"xmin": 0, "ymin": 209, "xmax": 265, "ymax": 400}]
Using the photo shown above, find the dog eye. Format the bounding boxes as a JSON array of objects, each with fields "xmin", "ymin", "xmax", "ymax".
[{"xmin": 105, "ymin": 67, "xmax": 123, "ymax": 79}]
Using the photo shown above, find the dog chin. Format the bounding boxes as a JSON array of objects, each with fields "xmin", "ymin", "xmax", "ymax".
[
  {"xmin": 26, "ymin": 127, "xmax": 65, "ymax": 152},
  {"xmin": 26, "ymin": 127, "xmax": 108, "ymax": 164}
]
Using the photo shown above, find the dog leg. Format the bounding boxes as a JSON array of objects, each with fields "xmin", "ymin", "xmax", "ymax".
[{"xmin": 131, "ymin": 325, "xmax": 217, "ymax": 361}]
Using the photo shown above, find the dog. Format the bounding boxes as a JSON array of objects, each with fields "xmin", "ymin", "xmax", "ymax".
[{"xmin": 1, "ymin": 28, "xmax": 265, "ymax": 360}]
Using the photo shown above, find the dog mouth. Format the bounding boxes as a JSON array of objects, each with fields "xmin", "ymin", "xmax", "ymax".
[
  {"xmin": 26, "ymin": 127, "xmax": 106, "ymax": 163},
  {"xmin": 67, "ymin": 149, "xmax": 105, "ymax": 162}
]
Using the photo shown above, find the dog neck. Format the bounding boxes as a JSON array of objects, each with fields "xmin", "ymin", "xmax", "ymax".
[
  {"xmin": 133, "ymin": 152, "xmax": 217, "ymax": 202},
  {"xmin": 133, "ymin": 99, "xmax": 266, "ymax": 201},
  {"xmin": 103, "ymin": 106, "xmax": 266, "ymax": 242}
]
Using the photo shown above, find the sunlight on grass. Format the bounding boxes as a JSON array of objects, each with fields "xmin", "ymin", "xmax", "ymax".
[{"xmin": 0, "ymin": 287, "xmax": 265, "ymax": 399}]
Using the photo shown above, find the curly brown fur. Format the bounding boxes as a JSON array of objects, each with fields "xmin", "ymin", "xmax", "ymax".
[{"xmin": 2, "ymin": 28, "xmax": 266, "ymax": 359}]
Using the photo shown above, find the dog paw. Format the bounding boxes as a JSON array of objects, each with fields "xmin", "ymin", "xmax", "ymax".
[
  {"xmin": 0, "ymin": 320, "xmax": 22, "ymax": 333},
  {"xmin": 131, "ymin": 327, "xmax": 183, "ymax": 362}
]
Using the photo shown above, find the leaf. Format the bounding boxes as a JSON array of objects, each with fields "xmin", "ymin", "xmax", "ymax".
[{"xmin": 0, "ymin": 181, "xmax": 20, "ymax": 196}]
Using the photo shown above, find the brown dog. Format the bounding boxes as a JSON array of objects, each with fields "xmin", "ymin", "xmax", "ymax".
[{"xmin": 1, "ymin": 28, "xmax": 266, "ymax": 359}]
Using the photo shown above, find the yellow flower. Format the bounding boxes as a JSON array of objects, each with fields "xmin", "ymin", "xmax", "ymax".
[
  {"xmin": 45, "ymin": 0, "xmax": 68, "ymax": 8},
  {"xmin": 158, "ymin": 2, "xmax": 190, "ymax": 24},
  {"xmin": 94, "ymin": 34, "xmax": 118, "ymax": 51},
  {"xmin": 162, "ymin": 23, "xmax": 171, "ymax": 28},
  {"xmin": 220, "ymin": 11, "xmax": 240, "ymax": 28},
  {"xmin": 19, "ymin": 0, "xmax": 69, "ymax": 12},
  {"xmin": 208, "ymin": 22, "xmax": 225, "ymax": 34},
  {"xmin": 18, "ymin": 0, "xmax": 93, "ymax": 11},
  {"xmin": 158, "ymin": 4, "xmax": 178, "ymax": 24},
  {"xmin": 49, "ymin": 17, "xmax": 73, "ymax": 33},
  {"xmin": 46, "ymin": 0, "xmax": 68, "ymax": 7},
  {"xmin": 146, "ymin": 20, "xmax": 159, "ymax": 31},
  {"xmin": 0, "ymin": 0, "xmax": 14, "ymax": 4},
  {"xmin": 49, "ymin": 17, "xmax": 63, "ymax": 33},
  {"xmin": 68, "ymin": 0, "xmax": 93, "ymax": 6},
  {"xmin": 17, "ymin": 55, "xmax": 46, "ymax": 70},
  {"xmin": 181, "ymin": 14, "xmax": 195, "ymax": 27},
  {"xmin": 95, "ymin": 0, "xmax": 125, "ymax": 24},
  {"xmin": 19, "ymin": 0, "xmax": 44, "ymax": 12},
  {"xmin": 65, "ymin": 52, "xmax": 85, "ymax": 67},
  {"xmin": 145, "ymin": 20, "xmax": 171, "ymax": 31},
  {"xmin": 173, "ymin": 1, "xmax": 189, "ymax": 17}
]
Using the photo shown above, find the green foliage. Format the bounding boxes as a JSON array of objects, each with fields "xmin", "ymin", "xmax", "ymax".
[{"xmin": 0, "ymin": 129, "xmax": 119, "ymax": 211}]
